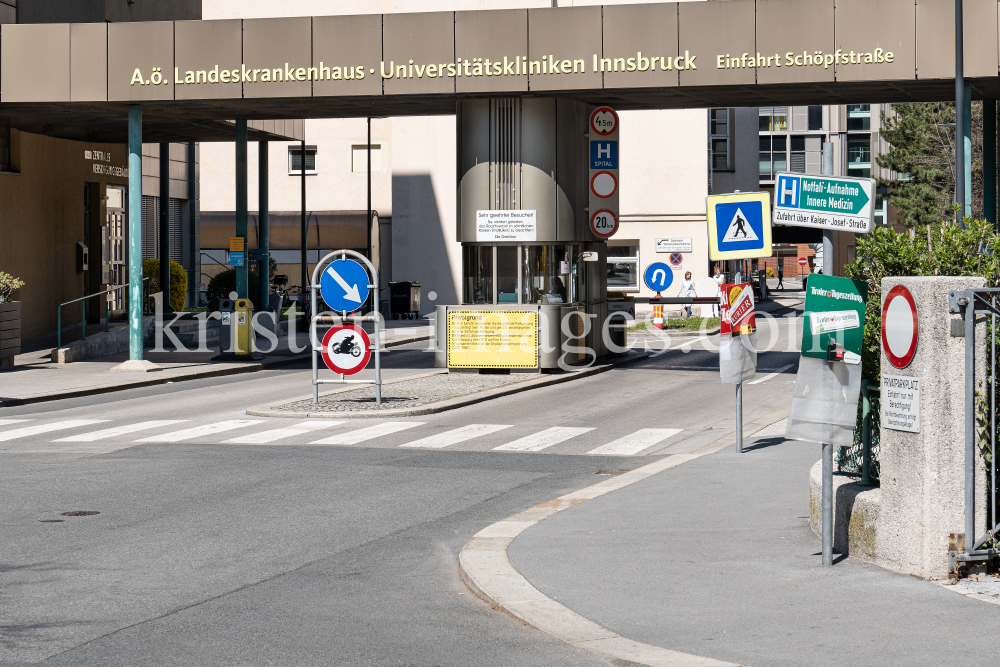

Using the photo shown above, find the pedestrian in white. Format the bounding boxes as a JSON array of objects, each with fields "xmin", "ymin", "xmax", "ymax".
[
  {"xmin": 679, "ymin": 271, "xmax": 696, "ymax": 318},
  {"xmin": 711, "ymin": 265, "xmax": 724, "ymax": 316}
]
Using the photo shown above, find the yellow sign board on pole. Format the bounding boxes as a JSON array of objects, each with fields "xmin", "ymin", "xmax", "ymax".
[
  {"xmin": 229, "ymin": 236, "xmax": 245, "ymax": 252},
  {"xmin": 706, "ymin": 191, "xmax": 772, "ymax": 261},
  {"xmin": 447, "ymin": 310, "xmax": 538, "ymax": 368}
]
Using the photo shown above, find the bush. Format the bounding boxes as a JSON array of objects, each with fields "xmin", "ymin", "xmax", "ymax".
[
  {"xmin": 0, "ymin": 271, "xmax": 24, "ymax": 303},
  {"xmin": 142, "ymin": 259, "xmax": 188, "ymax": 311},
  {"xmin": 765, "ymin": 266, "xmax": 775, "ymax": 278},
  {"xmin": 206, "ymin": 268, "xmax": 262, "ymax": 312}
]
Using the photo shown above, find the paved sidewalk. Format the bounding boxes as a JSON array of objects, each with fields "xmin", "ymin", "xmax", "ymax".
[
  {"xmin": 1, "ymin": 322, "xmax": 433, "ymax": 405},
  {"xmin": 508, "ymin": 432, "xmax": 1000, "ymax": 667}
]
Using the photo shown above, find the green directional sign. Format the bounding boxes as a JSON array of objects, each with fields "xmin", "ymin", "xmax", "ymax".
[{"xmin": 772, "ymin": 172, "xmax": 875, "ymax": 234}]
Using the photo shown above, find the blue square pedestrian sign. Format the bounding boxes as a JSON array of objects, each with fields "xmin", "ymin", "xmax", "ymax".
[
  {"xmin": 590, "ymin": 140, "xmax": 618, "ymax": 169},
  {"xmin": 706, "ymin": 191, "xmax": 772, "ymax": 260}
]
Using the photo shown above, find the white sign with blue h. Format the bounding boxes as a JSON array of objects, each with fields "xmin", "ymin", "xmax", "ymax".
[
  {"xmin": 776, "ymin": 174, "xmax": 800, "ymax": 208},
  {"xmin": 590, "ymin": 140, "xmax": 618, "ymax": 169}
]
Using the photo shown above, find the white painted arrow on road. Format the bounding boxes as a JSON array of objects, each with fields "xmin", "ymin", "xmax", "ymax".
[{"xmin": 326, "ymin": 265, "xmax": 363, "ymax": 302}]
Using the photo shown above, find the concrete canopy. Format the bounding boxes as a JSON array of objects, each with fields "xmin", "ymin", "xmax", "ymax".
[{"xmin": 0, "ymin": 0, "xmax": 998, "ymax": 142}]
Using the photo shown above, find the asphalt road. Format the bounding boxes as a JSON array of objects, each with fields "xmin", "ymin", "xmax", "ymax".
[{"xmin": 0, "ymin": 311, "xmax": 801, "ymax": 666}]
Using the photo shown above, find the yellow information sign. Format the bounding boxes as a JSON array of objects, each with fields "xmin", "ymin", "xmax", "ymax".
[
  {"xmin": 229, "ymin": 236, "xmax": 245, "ymax": 252},
  {"xmin": 447, "ymin": 310, "xmax": 538, "ymax": 368}
]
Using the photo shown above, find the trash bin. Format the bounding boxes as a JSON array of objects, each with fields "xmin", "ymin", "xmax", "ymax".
[
  {"xmin": 389, "ymin": 281, "xmax": 421, "ymax": 320},
  {"xmin": 233, "ymin": 298, "xmax": 255, "ymax": 355},
  {"xmin": 219, "ymin": 298, "xmax": 234, "ymax": 353}
]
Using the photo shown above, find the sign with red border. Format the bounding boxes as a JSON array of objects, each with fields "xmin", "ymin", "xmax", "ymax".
[
  {"xmin": 590, "ymin": 170, "xmax": 618, "ymax": 198},
  {"xmin": 590, "ymin": 107, "xmax": 619, "ymax": 136},
  {"xmin": 668, "ymin": 252, "xmax": 683, "ymax": 266},
  {"xmin": 321, "ymin": 324, "xmax": 372, "ymax": 375},
  {"xmin": 882, "ymin": 285, "xmax": 918, "ymax": 369},
  {"xmin": 589, "ymin": 209, "xmax": 618, "ymax": 238}
]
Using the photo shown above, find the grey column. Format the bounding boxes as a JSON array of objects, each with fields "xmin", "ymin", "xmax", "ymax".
[
  {"xmin": 236, "ymin": 120, "xmax": 248, "ymax": 299},
  {"xmin": 259, "ymin": 140, "xmax": 269, "ymax": 310},
  {"xmin": 984, "ymin": 99, "xmax": 996, "ymax": 227},
  {"xmin": 821, "ymin": 142, "xmax": 834, "ymax": 276},
  {"xmin": 128, "ymin": 105, "xmax": 143, "ymax": 360},
  {"xmin": 300, "ymin": 138, "xmax": 307, "ymax": 290},
  {"xmin": 159, "ymin": 142, "xmax": 171, "ymax": 311},
  {"xmin": 955, "ymin": 0, "xmax": 967, "ymax": 225}
]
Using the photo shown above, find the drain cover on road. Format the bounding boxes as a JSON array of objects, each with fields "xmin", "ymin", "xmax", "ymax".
[{"xmin": 60, "ymin": 511, "xmax": 100, "ymax": 517}]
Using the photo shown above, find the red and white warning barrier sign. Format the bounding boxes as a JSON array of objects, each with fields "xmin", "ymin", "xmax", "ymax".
[{"xmin": 720, "ymin": 283, "xmax": 755, "ymax": 335}]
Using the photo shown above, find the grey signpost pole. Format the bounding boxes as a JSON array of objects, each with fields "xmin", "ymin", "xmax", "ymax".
[
  {"xmin": 821, "ymin": 143, "xmax": 834, "ymax": 276},
  {"xmin": 956, "ymin": 0, "xmax": 967, "ymax": 226},
  {"xmin": 820, "ymin": 141, "xmax": 835, "ymax": 566},
  {"xmin": 259, "ymin": 140, "xmax": 269, "ymax": 311}
]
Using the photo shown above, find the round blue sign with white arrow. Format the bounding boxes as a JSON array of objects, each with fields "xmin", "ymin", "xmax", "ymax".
[
  {"xmin": 643, "ymin": 262, "xmax": 673, "ymax": 293},
  {"xmin": 320, "ymin": 258, "xmax": 371, "ymax": 313}
]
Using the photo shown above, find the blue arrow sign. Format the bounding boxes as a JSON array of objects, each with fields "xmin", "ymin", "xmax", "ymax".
[
  {"xmin": 644, "ymin": 262, "xmax": 673, "ymax": 292},
  {"xmin": 320, "ymin": 258, "xmax": 371, "ymax": 313}
]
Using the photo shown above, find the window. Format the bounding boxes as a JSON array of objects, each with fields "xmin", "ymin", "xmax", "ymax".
[
  {"xmin": 351, "ymin": 144, "xmax": 382, "ymax": 173},
  {"xmin": 710, "ymin": 109, "xmax": 730, "ymax": 171},
  {"xmin": 288, "ymin": 145, "xmax": 317, "ymax": 175},
  {"xmin": 847, "ymin": 135, "xmax": 871, "ymax": 177},
  {"xmin": 463, "ymin": 245, "xmax": 493, "ymax": 304},
  {"xmin": 759, "ymin": 107, "xmax": 788, "ymax": 132},
  {"xmin": 808, "ymin": 106, "xmax": 823, "ymax": 131},
  {"xmin": 846, "ymin": 104, "xmax": 871, "ymax": 132},
  {"xmin": 524, "ymin": 245, "xmax": 578, "ymax": 303},
  {"xmin": 874, "ymin": 189, "xmax": 888, "ymax": 226},
  {"xmin": 790, "ymin": 135, "xmax": 806, "ymax": 173},
  {"xmin": 759, "ymin": 135, "xmax": 787, "ymax": 179},
  {"xmin": 606, "ymin": 245, "xmax": 639, "ymax": 292}
]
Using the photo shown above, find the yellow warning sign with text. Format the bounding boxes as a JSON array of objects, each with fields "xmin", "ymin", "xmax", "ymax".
[{"xmin": 447, "ymin": 310, "xmax": 538, "ymax": 368}]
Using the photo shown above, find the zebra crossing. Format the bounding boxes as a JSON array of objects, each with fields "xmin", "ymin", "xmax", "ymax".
[{"xmin": 0, "ymin": 417, "xmax": 744, "ymax": 457}]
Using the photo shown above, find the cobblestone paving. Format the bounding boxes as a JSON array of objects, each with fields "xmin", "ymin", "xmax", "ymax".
[{"xmin": 269, "ymin": 372, "xmax": 538, "ymax": 413}]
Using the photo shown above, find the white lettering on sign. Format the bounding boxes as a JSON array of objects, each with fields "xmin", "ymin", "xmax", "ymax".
[
  {"xmin": 809, "ymin": 310, "xmax": 860, "ymax": 335},
  {"xmin": 476, "ymin": 210, "xmax": 537, "ymax": 242},
  {"xmin": 881, "ymin": 374, "xmax": 920, "ymax": 433},
  {"xmin": 656, "ymin": 237, "xmax": 693, "ymax": 253}
]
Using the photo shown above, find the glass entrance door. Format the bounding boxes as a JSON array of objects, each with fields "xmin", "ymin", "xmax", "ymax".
[{"xmin": 106, "ymin": 187, "xmax": 126, "ymax": 315}]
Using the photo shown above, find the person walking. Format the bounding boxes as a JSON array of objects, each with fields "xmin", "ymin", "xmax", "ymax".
[
  {"xmin": 776, "ymin": 264, "xmax": 784, "ymax": 289},
  {"xmin": 679, "ymin": 270, "xmax": 696, "ymax": 318}
]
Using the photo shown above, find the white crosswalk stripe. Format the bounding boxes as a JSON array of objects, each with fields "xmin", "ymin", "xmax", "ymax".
[
  {"xmin": 0, "ymin": 419, "xmax": 32, "ymax": 426},
  {"xmin": 587, "ymin": 428, "xmax": 682, "ymax": 456},
  {"xmin": 136, "ymin": 420, "xmax": 264, "ymax": 443},
  {"xmin": 223, "ymin": 421, "xmax": 343, "ymax": 444},
  {"xmin": 400, "ymin": 424, "xmax": 512, "ymax": 449},
  {"xmin": 494, "ymin": 426, "xmax": 594, "ymax": 452},
  {"xmin": 310, "ymin": 422, "xmax": 424, "ymax": 445},
  {"xmin": 0, "ymin": 419, "xmax": 108, "ymax": 442},
  {"xmin": 53, "ymin": 420, "xmax": 189, "ymax": 442}
]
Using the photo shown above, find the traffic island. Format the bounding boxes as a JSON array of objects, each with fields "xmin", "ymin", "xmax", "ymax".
[{"xmin": 247, "ymin": 352, "xmax": 649, "ymax": 419}]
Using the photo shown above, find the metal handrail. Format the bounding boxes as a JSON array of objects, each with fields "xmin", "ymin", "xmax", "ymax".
[{"xmin": 56, "ymin": 277, "xmax": 151, "ymax": 349}]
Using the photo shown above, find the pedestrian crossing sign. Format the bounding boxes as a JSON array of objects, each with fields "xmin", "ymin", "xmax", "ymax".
[{"xmin": 706, "ymin": 191, "xmax": 772, "ymax": 260}]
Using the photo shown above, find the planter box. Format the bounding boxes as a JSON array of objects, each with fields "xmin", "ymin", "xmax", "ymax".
[{"xmin": 0, "ymin": 301, "xmax": 21, "ymax": 368}]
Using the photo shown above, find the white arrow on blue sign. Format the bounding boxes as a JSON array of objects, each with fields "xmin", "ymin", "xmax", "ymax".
[
  {"xmin": 643, "ymin": 262, "xmax": 673, "ymax": 293},
  {"xmin": 320, "ymin": 259, "xmax": 371, "ymax": 313}
]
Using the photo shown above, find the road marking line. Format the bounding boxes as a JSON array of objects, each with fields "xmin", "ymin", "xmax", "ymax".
[
  {"xmin": 0, "ymin": 419, "xmax": 32, "ymax": 425},
  {"xmin": 400, "ymin": 424, "xmax": 512, "ymax": 449},
  {"xmin": 223, "ymin": 421, "xmax": 344, "ymax": 444},
  {"xmin": 748, "ymin": 363, "xmax": 794, "ymax": 385},
  {"xmin": 494, "ymin": 426, "xmax": 595, "ymax": 452},
  {"xmin": 136, "ymin": 420, "xmax": 263, "ymax": 443},
  {"xmin": 310, "ymin": 421, "xmax": 424, "ymax": 445},
  {"xmin": 53, "ymin": 420, "xmax": 189, "ymax": 442},
  {"xmin": 587, "ymin": 428, "xmax": 682, "ymax": 456},
  {"xmin": 0, "ymin": 419, "xmax": 109, "ymax": 442}
]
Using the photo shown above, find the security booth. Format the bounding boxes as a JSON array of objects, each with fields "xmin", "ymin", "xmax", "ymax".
[{"xmin": 434, "ymin": 98, "xmax": 611, "ymax": 371}]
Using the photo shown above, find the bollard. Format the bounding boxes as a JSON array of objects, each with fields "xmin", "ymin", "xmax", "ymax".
[{"xmin": 653, "ymin": 303, "xmax": 664, "ymax": 329}]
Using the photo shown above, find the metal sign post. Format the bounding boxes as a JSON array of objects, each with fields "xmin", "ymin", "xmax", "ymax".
[{"xmin": 310, "ymin": 249, "xmax": 382, "ymax": 405}]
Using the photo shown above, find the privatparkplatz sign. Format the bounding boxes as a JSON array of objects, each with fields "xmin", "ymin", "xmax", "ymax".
[{"xmin": 773, "ymin": 172, "xmax": 875, "ymax": 234}]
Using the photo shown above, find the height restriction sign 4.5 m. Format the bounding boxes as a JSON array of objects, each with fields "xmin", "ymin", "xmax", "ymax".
[
  {"xmin": 589, "ymin": 107, "xmax": 619, "ymax": 240},
  {"xmin": 706, "ymin": 191, "xmax": 772, "ymax": 261}
]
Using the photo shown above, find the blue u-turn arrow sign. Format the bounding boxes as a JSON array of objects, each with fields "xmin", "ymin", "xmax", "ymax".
[{"xmin": 643, "ymin": 262, "xmax": 673, "ymax": 292}]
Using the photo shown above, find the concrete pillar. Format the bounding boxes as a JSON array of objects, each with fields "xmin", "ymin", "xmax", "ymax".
[
  {"xmin": 128, "ymin": 106, "xmax": 144, "ymax": 360},
  {"xmin": 985, "ymin": 100, "xmax": 997, "ymax": 227},
  {"xmin": 258, "ymin": 140, "xmax": 269, "ymax": 310},
  {"xmin": 158, "ymin": 142, "xmax": 171, "ymax": 311},
  {"xmin": 235, "ymin": 120, "xmax": 248, "ymax": 299},
  {"xmin": 300, "ymin": 138, "xmax": 307, "ymax": 290},
  {"xmin": 877, "ymin": 276, "xmax": 986, "ymax": 579}
]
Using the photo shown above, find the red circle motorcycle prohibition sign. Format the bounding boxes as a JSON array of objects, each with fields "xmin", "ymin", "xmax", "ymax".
[
  {"xmin": 590, "ymin": 209, "xmax": 618, "ymax": 238},
  {"xmin": 881, "ymin": 285, "xmax": 918, "ymax": 369},
  {"xmin": 590, "ymin": 107, "xmax": 619, "ymax": 136},
  {"xmin": 590, "ymin": 170, "xmax": 618, "ymax": 198},
  {"xmin": 321, "ymin": 324, "xmax": 372, "ymax": 375}
]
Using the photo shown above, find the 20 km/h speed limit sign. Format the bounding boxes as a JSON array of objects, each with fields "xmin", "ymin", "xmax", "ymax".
[
  {"xmin": 589, "ymin": 107, "xmax": 619, "ymax": 240},
  {"xmin": 590, "ymin": 209, "xmax": 618, "ymax": 238}
]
